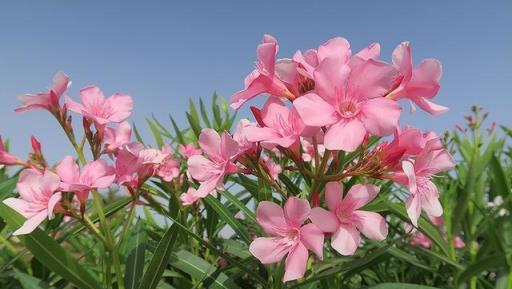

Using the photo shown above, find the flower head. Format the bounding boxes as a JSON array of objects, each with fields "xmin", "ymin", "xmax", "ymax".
[
  {"xmin": 245, "ymin": 98, "xmax": 304, "ymax": 149},
  {"xmin": 3, "ymin": 169, "xmax": 62, "ymax": 235},
  {"xmin": 66, "ymin": 86, "xmax": 133, "ymax": 126},
  {"xmin": 294, "ymin": 44, "xmax": 401, "ymax": 152},
  {"xmin": 249, "ymin": 197, "xmax": 324, "ymax": 282},
  {"xmin": 57, "ymin": 156, "xmax": 115, "ymax": 202},
  {"xmin": 387, "ymin": 42, "xmax": 447, "ymax": 115},
  {"xmin": 310, "ymin": 182, "xmax": 388, "ymax": 255},
  {"xmin": 187, "ymin": 129, "xmax": 239, "ymax": 200},
  {"xmin": 15, "ymin": 71, "xmax": 69, "ymax": 113}
]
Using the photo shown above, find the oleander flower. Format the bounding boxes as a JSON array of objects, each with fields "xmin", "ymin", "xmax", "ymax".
[
  {"xmin": 249, "ymin": 197, "xmax": 324, "ymax": 282},
  {"xmin": 392, "ymin": 134, "xmax": 455, "ymax": 226},
  {"xmin": 178, "ymin": 143, "xmax": 202, "ymax": 159},
  {"xmin": 187, "ymin": 129, "xmax": 239, "ymax": 200},
  {"xmin": 103, "ymin": 121, "xmax": 132, "ymax": 153},
  {"xmin": 245, "ymin": 98, "xmax": 304, "ymax": 149},
  {"xmin": 0, "ymin": 136, "xmax": 19, "ymax": 165},
  {"xmin": 310, "ymin": 182, "xmax": 387, "ymax": 255},
  {"xmin": 231, "ymin": 34, "xmax": 295, "ymax": 109},
  {"xmin": 3, "ymin": 169, "xmax": 62, "ymax": 235},
  {"xmin": 387, "ymin": 42, "xmax": 447, "ymax": 115},
  {"xmin": 294, "ymin": 46, "xmax": 401, "ymax": 152},
  {"xmin": 56, "ymin": 156, "xmax": 115, "ymax": 202},
  {"xmin": 66, "ymin": 85, "xmax": 133, "ymax": 126},
  {"xmin": 15, "ymin": 71, "xmax": 69, "ymax": 113}
]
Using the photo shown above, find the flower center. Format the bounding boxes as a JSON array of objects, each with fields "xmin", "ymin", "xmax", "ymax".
[{"xmin": 339, "ymin": 99, "xmax": 360, "ymax": 118}]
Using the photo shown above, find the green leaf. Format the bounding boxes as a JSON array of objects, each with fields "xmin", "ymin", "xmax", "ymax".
[
  {"xmin": 212, "ymin": 92, "xmax": 222, "ymax": 129},
  {"xmin": 0, "ymin": 174, "xmax": 18, "ymax": 201},
  {"xmin": 0, "ymin": 204, "xmax": 101, "ymax": 289},
  {"xmin": 368, "ymin": 283, "xmax": 443, "ymax": 289},
  {"xmin": 146, "ymin": 118, "xmax": 164, "ymax": 148},
  {"xmin": 199, "ymin": 98, "xmax": 212, "ymax": 128},
  {"xmin": 203, "ymin": 195, "xmax": 250, "ymax": 244},
  {"xmin": 457, "ymin": 255, "xmax": 507, "ymax": 284},
  {"xmin": 169, "ymin": 115, "xmax": 185, "ymax": 144},
  {"xmin": 186, "ymin": 112, "xmax": 202, "ymax": 138},
  {"xmin": 12, "ymin": 269, "xmax": 55, "ymax": 289},
  {"xmin": 169, "ymin": 250, "xmax": 241, "ymax": 289},
  {"xmin": 125, "ymin": 220, "xmax": 147, "ymax": 289},
  {"xmin": 219, "ymin": 190, "xmax": 256, "ymax": 225},
  {"xmin": 132, "ymin": 123, "xmax": 144, "ymax": 144},
  {"xmin": 137, "ymin": 224, "xmax": 179, "ymax": 289}
]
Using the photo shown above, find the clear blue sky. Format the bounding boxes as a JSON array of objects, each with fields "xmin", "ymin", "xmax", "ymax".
[{"xmin": 1, "ymin": 0, "xmax": 510, "ymax": 162}]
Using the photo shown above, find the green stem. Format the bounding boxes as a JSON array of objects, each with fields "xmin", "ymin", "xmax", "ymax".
[{"xmin": 92, "ymin": 190, "xmax": 125, "ymax": 289}]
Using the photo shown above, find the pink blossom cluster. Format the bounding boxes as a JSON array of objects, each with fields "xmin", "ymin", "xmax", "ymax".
[
  {"xmin": 0, "ymin": 34, "xmax": 457, "ymax": 284},
  {"xmin": 1, "ymin": 72, "xmax": 194, "ymax": 234}
]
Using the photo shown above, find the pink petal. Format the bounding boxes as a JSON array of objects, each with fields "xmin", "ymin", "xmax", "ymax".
[
  {"xmin": 300, "ymin": 223, "xmax": 324, "ymax": 259},
  {"xmin": 353, "ymin": 210, "xmax": 388, "ymax": 240},
  {"xmin": 198, "ymin": 129, "xmax": 222, "ymax": 160},
  {"xmin": 348, "ymin": 59, "xmax": 399, "ymax": 99},
  {"xmin": 343, "ymin": 184, "xmax": 380, "ymax": 210},
  {"xmin": 220, "ymin": 132, "xmax": 240, "ymax": 160},
  {"xmin": 56, "ymin": 156, "xmax": 80, "ymax": 185},
  {"xmin": 293, "ymin": 93, "xmax": 338, "ymax": 127},
  {"xmin": 249, "ymin": 237, "xmax": 288, "ymax": 264},
  {"xmin": 283, "ymin": 242, "xmax": 308, "ymax": 282},
  {"xmin": 257, "ymin": 40, "xmax": 277, "ymax": 75},
  {"xmin": 187, "ymin": 155, "xmax": 218, "ymax": 182},
  {"xmin": 81, "ymin": 159, "xmax": 114, "ymax": 187},
  {"xmin": 313, "ymin": 56, "xmax": 351, "ymax": 104},
  {"xmin": 47, "ymin": 192, "xmax": 62, "ymax": 219},
  {"xmin": 3, "ymin": 198, "xmax": 32, "ymax": 218},
  {"xmin": 13, "ymin": 211, "xmax": 48, "ymax": 235},
  {"xmin": 402, "ymin": 160, "xmax": 418, "ymax": 195},
  {"xmin": 324, "ymin": 119, "xmax": 366, "ymax": 152},
  {"xmin": 317, "ymin": 37, "xmax": 351, "ymax": 63},
  {"xmin": 107, "ymin": 94, "xmax": 134, "ymax": 122},
  {"xmin": 256, "ymin": 201, "xmax": 287, "ymax": 235},
  {"xmin": 80, "ymin": 86, "xmax": 105, "ymax": 109},
  {"xmin": 420, "ymin": 188, "xmax": 443, "ymax": 217},
  {"xmin": 392, "ymin": 41, "xmax": 413, "ymax": 81},
  {"xmin": 309, "ymin": 207, "xmax": 339, "ymax": 233},
  {"xmin": 64, "ymin": 96, "xmax": 84, "ymax": 114},
  {"xmin": 406, "ymin": 194, "xmax": 422, "ymax": 227},
  {"xmin": 413, "ymin": 97, "xmax": 448, "ymax": 116},
  {"xmin": 324, "ymin": 182, "xmax": 343, "ymax": 211},
  {"xmin": 360, "ymin": 98, "xmax": 401, "ymax": 136},
  {"xmin": 92, "ymin": 175, "xmax": 116, "ymax": 189},
  {"xmin": 283, "ymin": 197, "xmax": 310, "ymax": 227},
  {"xmin": 230, "ymin": 77, "xmax": 267, "ymax": 110},
  {"xmin": 354, "ymin": 43, "xmax": 380, "ymax": 60},
  {"xmin": 331, "ymin": 224, "xmax": 360, "ymax": 256}
]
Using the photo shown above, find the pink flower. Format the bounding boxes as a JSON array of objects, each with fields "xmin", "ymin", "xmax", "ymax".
[
  {"xmin": 15, "ymin": 71, "xmax": 69, "ymax": 113},
  {"xmin": 103, "ymin": 121, "xmax": 132, "ymax": 153},
  {"xmin": 0, "ymin": 136, "xmax": 19, "ymax": 165},
  {"xmin": 393, "ymin": 135, "xmax": 455, "ymax": 226},
  {"xmin": 310, "ymin": 182, "xmax": 388, "ymax": 255},
  {"xmin": 249, "ymin": 197, "xmax": 324, "ymax": 282},
  {"xmin": 156, "ymin": 151, "xmax": 180, "ymax": 182},
  {"xmin": 387, "ymin": 42, "xmax": 447, "ymax": 115},
  {"xmin": 262, "ymin": 155, "xmax": 282, "ymax": 180},
  {"xmin": 294, "ymin": 49, "xmax": 401, "ymax": 152},
  {"xmin": 3, "ymin": 169, "xmax": 62, "ymax": 235},
  {"xmin": 245, "ymin": 98, "xmax": 304, "ymax": 149},
  {"xmin": 187, "ymin": 129, "xmax": 239, "ymax": 200},
  {"xmin": 178, "ymin": 143, "xmax": 202, "ymax": 159},
  {"xmin": 56, "ymin": 156, "xmax": 115, "ymax": 202},
  {"xmin": 231, "ymin": 34, "xmax": 295, "ymax": 109},
  {"xmin": 180, "ymin": 187, "xmax": 201, "ymax": 206},
  {"xmin": 233, "ymin": 119, "xmax": 258, "ymax": 153},
  {"xmin": 66, "ymin": 86, "xmax": 133, "ymax": 126}
]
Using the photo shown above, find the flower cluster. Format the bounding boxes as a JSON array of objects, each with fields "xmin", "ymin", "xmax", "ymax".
[
  {"xmin": 0, "ymin": 34, "xmax": 456, "ymax": 284},
  {"xmin": 2, "ymin": 72, "xmax": 190, "ymax": 234}
]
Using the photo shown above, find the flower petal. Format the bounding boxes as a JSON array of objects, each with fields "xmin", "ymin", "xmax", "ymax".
[
  {"xmin": 309, "ymin": 207, "xmax": 339, "ymax": 233},
  {"xmin": 283, "ymin": 242, "xmax": 308, "ymax": 282},
  {"xmin": 331, "ymin": 224, "xmax": 360, "ymax": 256},
  {"xmin": 293, "ymin": 93, "xmax": 338, "ymax": 127},
  {"xmin": 256, "ymin": 201, "xmax": 287, "ymax": 235},
  {"xmin": 249, "ymin": 237, "xmax": 288, "ymax": 264},
  {"xmin": 360, "ymin": 97, "xmax": 401, "ymax": 136},
  {"xmin": 300, "ymin": 223, "xmax": 324, "ymax": 259},
  {"xmin": 324, "ymin": 182, "xmax": 343, "ymax": 211},
  {"xmin": 353, "ymin": 210, "xmax": 388, "ymax": 240},
  {"xmin": 13, "ymin": 211, "xmax": 48, "ymax": 235},
  {"xmin": 324, "ymin": 119, "xmax": 366, "ymax": 152},
  {"xmin": 284, "ymin": 197, "xmax": 310, "ymax": 227},
  {"xmin": 343, "ymin": 184, "xmax": 380, "ymax": 210}
]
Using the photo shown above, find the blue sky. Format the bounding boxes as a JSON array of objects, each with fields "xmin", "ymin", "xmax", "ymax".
[{"xmin": 0, "ymin": 0, "xmax": 510, "ymax": 162}]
